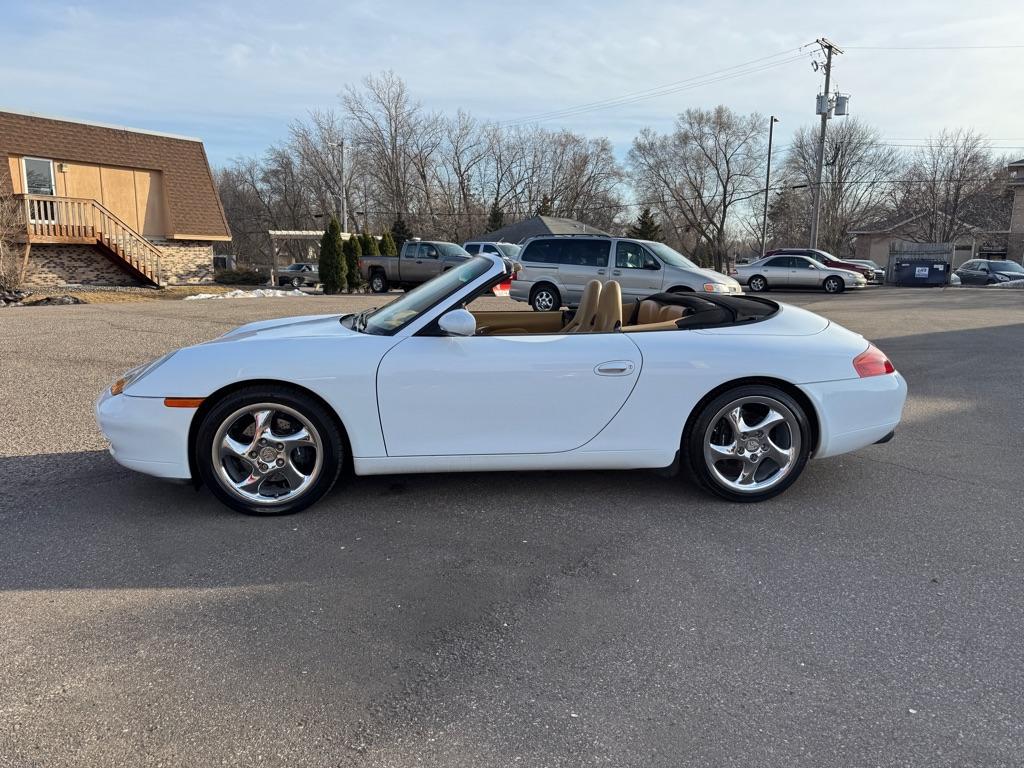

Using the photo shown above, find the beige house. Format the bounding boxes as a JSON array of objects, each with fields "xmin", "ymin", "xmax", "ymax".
[{"xmin": 1, "ymin": 109, "xmax": 231, "ymax": 287}]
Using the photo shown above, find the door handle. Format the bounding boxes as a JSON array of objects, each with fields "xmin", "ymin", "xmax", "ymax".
[
  {"xmin": 595, "ymin": 360, "xmax": 635, "ymax": 376},
  {"xmin": 612, "ymin": 270, "xmax": 622, "ymax": 276},
  {"xmin": 597, "ymin": 268, "xmax": 606, "ymax": 275}
]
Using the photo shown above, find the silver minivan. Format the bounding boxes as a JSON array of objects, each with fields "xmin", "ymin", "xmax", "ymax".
[{"xmin": 509, "ymin": 236, "xmax": 742, "ymax": 311}]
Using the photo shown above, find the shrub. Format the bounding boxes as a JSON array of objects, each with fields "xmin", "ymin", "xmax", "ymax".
[
  {"xmin": 343, "ymin": 234, "xmax": 364, "ymax": 291},
  {"xmin": 214, "ymin": 268, "xmax": 265, "ymax": 285},
  {"xmin": 379, "ymin": 231, "xmax": 398, "ymax": 257},
  {"xmin": 319, "ymin": 217, "xmax": 346, "ymax": 294}
]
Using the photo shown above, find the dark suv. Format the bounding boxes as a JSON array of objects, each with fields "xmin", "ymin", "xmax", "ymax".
[
  {"xmin": 955, "ymin": 259, "xmax": 1024, "ymax": 285},
  {"xmin": 765, "ymin": 248, "xmax": 875, "ymax": 282}
]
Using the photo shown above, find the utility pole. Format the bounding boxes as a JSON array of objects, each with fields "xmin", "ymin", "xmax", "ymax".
[
  {"xmin": 761, "ymin": 115, "xmax": 780, "ymax": 257},
  {"xmin": 338, "ymin": 137, "xmax": 347, "ymax": 234},
  {"xmin": 808, "ymin": 37, "xmax": 843, "ymax": 249}
]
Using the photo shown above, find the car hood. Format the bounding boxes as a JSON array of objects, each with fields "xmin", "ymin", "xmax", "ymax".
[
  {"xmin": 210, "ymin": 313, "xmax": 356, "ymax": 343},
  {"xmin": 696, "ymin": 267, "xmax": 739, "ymax": 284}
]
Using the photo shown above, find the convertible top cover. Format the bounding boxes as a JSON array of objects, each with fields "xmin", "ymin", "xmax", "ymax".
[{"xmin": 626, "ymin": 292, "xmax": 779, "ymax": 330}]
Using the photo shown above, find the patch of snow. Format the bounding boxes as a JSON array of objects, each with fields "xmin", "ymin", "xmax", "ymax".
[
  {"xmin": 989, "ymin": 279, "xmax": 1024, "ymax": 289},
  {"xmin": 184, "ymin": 288, "xmax": 308, "ymax": 300}
]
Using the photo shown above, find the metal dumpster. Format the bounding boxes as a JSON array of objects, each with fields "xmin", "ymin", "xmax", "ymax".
[{"xmin": 888, "ymin": 256, "xmax": 951, "ymax": 286}]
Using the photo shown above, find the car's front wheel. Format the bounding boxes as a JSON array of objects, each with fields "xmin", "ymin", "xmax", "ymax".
[
  {"xmin": 747, "ymin": 275, "xmax": 768, "ymax": 292},
  {"xmin": 290, "ymin": 276, "xmax": 303, "ymax": 289},
  {"xmin": 823, "ymin": 276, "xmax": 845, "ymax": 294},
  {"xmin": 195, "ymin": 386, "xmax": 343, "ymax": 515},
  {"xmin": 686, "ymin": 385, "xmax": 811, "ymax": 503},
  {"xmin": 530, "ymin": 284, "xmax": 561, "ymax": 312}
]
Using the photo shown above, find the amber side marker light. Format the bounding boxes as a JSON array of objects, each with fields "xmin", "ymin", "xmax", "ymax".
[
  {"xmin": 853, "ymin": 344, "xmax": 895, "ymax": 378},
  {"xmin": 110, "ymin": 378, "xmax": 127, "ymax": 396},
  {"xmin": 164, "ymin": 397, "xmax": 205, "ymax": 408}
]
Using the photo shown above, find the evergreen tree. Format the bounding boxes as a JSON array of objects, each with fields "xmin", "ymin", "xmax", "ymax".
[
  {"xmin": 360, "ymin": 231, "xmax": 381, "ymax": 256},
  {"xmin": 318, "ymin": 216, "xmax": 346, "ymax": 295},
  {"xmin": 343, "ymin": 234, "xmax": 364, "ymax": 291},
  {"xmin": 626, "ymin": 207, "xmax": 663, "ymax": 242},
  {"xmin": 380, "ymin": 231, "xmax": 398, "ymax": 256},
  {"xmin": 486, "ymin": 200, "xmax": 504, "ymax": 232},
  {"xmin": 391, "ymin": 217, "xmax": 413, "ymax": 251},
  {"xmin": 535, "ymin": 195, "xmax": 554, "ymax": 217}
]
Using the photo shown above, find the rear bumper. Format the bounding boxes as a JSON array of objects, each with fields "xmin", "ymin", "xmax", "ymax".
[
  {"xmin": 801, "ymin": 372, "xmax": 907, "ymax": 459},
  {"xmin": 95, "ymin": 390, "xmax": 194, "ymax": 480}
]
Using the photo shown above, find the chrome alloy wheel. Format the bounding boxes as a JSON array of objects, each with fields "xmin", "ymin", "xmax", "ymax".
[
  {"xmin": 703, "ymin": 395, "xmax": 801, "ymax": 493},
  {"xmin": 211, "ymin": 403, "xmax": 324, "ymax": 507},
  {"xmin": 533, "ymin": 288, "xmax": 556, "ymax": 311}
]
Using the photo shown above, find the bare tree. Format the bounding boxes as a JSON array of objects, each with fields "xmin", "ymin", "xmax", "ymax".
[
  {"xmin": 0, "ymin": 193, "xmax": 27, "ymax": 291},
  {"xmin": 779, "ymin": 119, "xmax": 901, "ymax": 255},
  {"xmin": 891, "ymin": 129, "xmax": 1000, "ymax": 242},
  {"xmin": 629, "ymin": 106, "xmax": 766, "ymax": 271}
]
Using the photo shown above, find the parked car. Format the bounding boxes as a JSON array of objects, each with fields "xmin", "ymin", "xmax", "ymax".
[
  {"xmin": 360, "ymin": 239, "xmax": 471, "ymax": 293},
  {"xmin": 954, "ymin": 259, "xmax": 1024, "ymax": 285},
  {"xmin": 846, "ymin": 259, "xmax": 887, "ymax": 284},
  {"xmin": 766, "ymin": 248, "xmax": 875, "ymax": 282},
  {"xmin": 463, "ymin": 241, "xmax": 522, "ymax": 260},
  {"xmin": 510, "ymin": 235, "xmax": 742, "ymax": 311},
  {"xmin": 96, "ymin": 253, "xmax": 907, "ymax": 515},
  {"xmin": 277, "ymin": 262, "xmax": 319, "ymax": 288},
  {"xmin": 735, "ymin": 254, "xmax": 867, "ymax": 294}
]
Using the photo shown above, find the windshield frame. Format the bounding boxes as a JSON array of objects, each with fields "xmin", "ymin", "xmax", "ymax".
[
  {"xmin": 641, "ymin": 241, "xmax": 700, "ymax": 270},
  {"xmin": 358, "ymin": 255, "xmax": 503, "ymax": 336}
]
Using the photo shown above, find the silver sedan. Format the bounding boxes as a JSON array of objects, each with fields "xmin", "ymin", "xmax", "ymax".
[{"xmin": 735, "ymin": 255, "xmax": 867, "ymax": 294}]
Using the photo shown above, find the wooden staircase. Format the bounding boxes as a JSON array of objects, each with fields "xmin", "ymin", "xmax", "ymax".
[{"xmin": 20, "ymin": 194, "xmax": 164, "ymax": 286}]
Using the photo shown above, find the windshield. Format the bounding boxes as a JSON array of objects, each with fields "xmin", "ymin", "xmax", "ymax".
[
  {"xmin": 991, "ymin": 260, "xmax": 1024, "ymax": 273},
  {"xmin": 436, "ymin": 242, "xmax": 471, "ymax": 258},
  {"xmin": 643, "ymin": 241, "xmax": 699, "ymax": 270},
  {"xmin": 361, "ymin": 256, "xmax": 494, "ymax": 335},
  {"xmin": 495, "ymin": 243, "xmax": 521, "ymax": 258}
]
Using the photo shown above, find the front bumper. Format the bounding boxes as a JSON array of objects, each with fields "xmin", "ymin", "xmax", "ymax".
[
  {"xmin": 801, "ymin": 372, "xmax": 907, "ymax": 459},
  {"xmin": 95, "ymin": 389, "xmax": 194, "ymax": 479}
]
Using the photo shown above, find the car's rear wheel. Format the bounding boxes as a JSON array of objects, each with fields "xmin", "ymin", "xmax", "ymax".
[
  {"xmin": 196, "ymin": 386, "xmax": 343, "ymax": 515},
  {"xmin": 370, "ymin": 271, "xmax": 388, "ymax": 293},
  {"xmin": 290, "ymin": 276, "xmax": 303, "ymax": 289},
  {"xmin": 823, "ymin": 276, "xmax": 845, "ymax": 294},
  {"xmin": 530, "ymin": 284, "xmax": 561, "ymax": 312},
  {"xmin": 686, "ymin": 385, "xmax": 811, "ymax": 503},
  {"xmin": 747, "ymin": 275, "xmax": 768, "ymax": 292}
]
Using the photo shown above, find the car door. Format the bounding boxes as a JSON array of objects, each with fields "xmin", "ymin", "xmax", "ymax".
[
  {"xmin": 789, "ymin": 256, "xmax": 822, "ymax": 287},
  {"xmin": 401, "ymin": 243, "xmax": 433, "ymax": 282},
  {"xmin": 761, "ymin": 256, "xmax": 792, "ymax": 286},
  {"xmin": 612, "ymin": 241, "xmax": 664, "ymax": 300},
  {"xmin": 376, "ymin": 332, "xmax": 642, "ymax": 456}
]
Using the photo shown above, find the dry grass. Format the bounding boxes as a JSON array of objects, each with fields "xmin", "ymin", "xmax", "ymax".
[{"xmin": 26, "ymin": 284, "xmax": 241, "ymax": 304}]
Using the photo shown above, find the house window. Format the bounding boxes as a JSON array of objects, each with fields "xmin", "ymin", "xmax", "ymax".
[{"xmin": 23, "ymin": 157, "xmax": 56, "ymax": 196}]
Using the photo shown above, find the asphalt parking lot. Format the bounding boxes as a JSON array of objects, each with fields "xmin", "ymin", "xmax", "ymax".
[{"xmin": 1, "ymin": 286, "xmax": 1022, "ymax": 767}]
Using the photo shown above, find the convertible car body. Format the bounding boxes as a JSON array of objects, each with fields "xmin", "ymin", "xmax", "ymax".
[{"xmin": 96, "ymin": 254, "xmax": 907, "ymax": 515}]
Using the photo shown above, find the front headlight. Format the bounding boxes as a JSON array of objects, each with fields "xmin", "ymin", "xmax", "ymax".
[
  {"xmin": 703, "ymin": 283, "xmax": 732, "ymax": 293},
  {"xmin": 996, "ymin": 273, "xmax": 1009, "ymax": 282},
  {"xmin": 110, "ymin": 352, "xmax": 176, "ymax": 395}
]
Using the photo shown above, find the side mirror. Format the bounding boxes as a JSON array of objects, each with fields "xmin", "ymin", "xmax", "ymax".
[{"xmin": 438, "ymin": 309, "xmax": 476, "ymax": 337}]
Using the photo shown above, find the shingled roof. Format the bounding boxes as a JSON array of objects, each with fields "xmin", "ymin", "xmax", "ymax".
[
  {"xmin": 479, "ymin": 215, "xmax": 610, "ymax": 243},
  {"xmin": 0, "ymin": 110, "xmax": 230, "ymax": 239}
]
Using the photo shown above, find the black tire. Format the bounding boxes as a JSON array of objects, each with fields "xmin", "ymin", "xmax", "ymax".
[
  {"xmin": 195, "ymin": 385, "xmax": 344, "ymax": 516},
  {"xmin": 530, "ymin": 284, "xmax": 561, "ymax": 312},
  {"xmin": 370, "ymin": 271, "xmax": 388, "ymax": 293},
  {"xmin": 823, "ymin": 276, "xmax": 845, "ymax": 294},
  {"xmin": 747, "ymin": 275, "xmax": 768, "ymax": 292},
  {"xmin": 684, "ymin": 384, "xmax": 812, "ymax": 503},
  {"xmin": 290, "ymin": 276, "xmax": 303, "ymax": 289}
]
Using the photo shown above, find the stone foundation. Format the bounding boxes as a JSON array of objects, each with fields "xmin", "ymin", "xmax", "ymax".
[
  {"xmin": 20, "ymin": 239, "xmax": 216, "ymax": 287},
  {"xmin": 22, "ymin": 245, "xmax": 139, "ymax": 287},
  {"xmin": 152, "ymin": 240, "xmax": 216, "ymax": 284}
]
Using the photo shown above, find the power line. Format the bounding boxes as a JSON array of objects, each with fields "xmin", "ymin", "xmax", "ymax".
[
  {"xmin": 499, "ymin": 47, "xmax": 813, "ymax": 126},
  {"xmin": 845, "ymin": 44, "xmax": 1024, "ymax": 50}
]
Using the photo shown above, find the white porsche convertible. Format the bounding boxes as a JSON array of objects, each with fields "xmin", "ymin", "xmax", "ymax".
[{"xmin": 97, "ymin": 254, "xmax": 906, "ymax": 515}]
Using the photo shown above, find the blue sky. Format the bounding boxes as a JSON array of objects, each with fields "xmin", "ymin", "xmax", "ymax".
[{"xmin": 2, "ymin": 1, "xmax": 1023, "ymax": 166}]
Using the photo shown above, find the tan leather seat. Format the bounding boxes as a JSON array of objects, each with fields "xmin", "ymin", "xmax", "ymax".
[
  {"xmin": 637, "ymin": 300, "xmax": 662, "ymax": 325},
  {"xmin": 658, "ymin": 305, "xmax": 686, "ymax": 322},
  {"xmin": 564, "ymin": 279, "xmax": 601, "ymax": 333},
  {"xmin": 592, "ymin": 280, "xmax": 623, "ymax": 332}
]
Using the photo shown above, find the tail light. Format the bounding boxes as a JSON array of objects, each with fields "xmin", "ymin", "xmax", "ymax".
[{"xmin": 853, "ymin": 344, "xmax": 895, "ymax": 377}]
